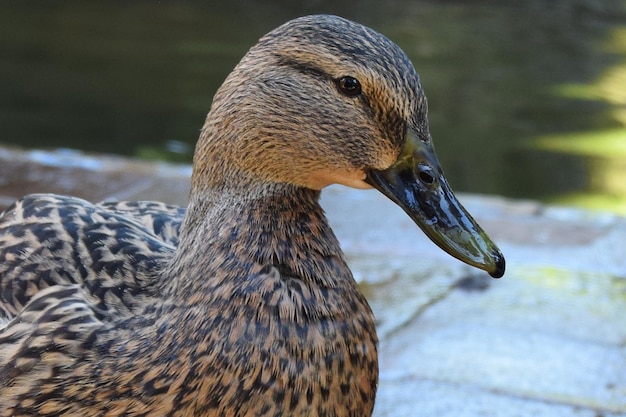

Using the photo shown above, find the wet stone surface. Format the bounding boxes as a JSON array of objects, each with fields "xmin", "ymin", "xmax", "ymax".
[{"xmin": 5, "ymin": 146, "xmax": 626, "ymax": 416}]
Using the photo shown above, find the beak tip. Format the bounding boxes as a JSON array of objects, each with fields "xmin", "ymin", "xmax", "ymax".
[{"xmin": 488, "ymin": 251, "xmax": 506, "ymax": 278}]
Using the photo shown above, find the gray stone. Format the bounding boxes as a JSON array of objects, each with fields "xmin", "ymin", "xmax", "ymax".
[
  {"xmin": 322, "ymin": 186, "xmax": 626, "ymax": 416},
  {"xmin": 6, "ymin": 146, "xmax": 626, "ymax": 416}
]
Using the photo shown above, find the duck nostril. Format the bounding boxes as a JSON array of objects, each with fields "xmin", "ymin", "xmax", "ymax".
[{"xmin": 417, "ymin": 166, "xmax": 435, "ymax": 186}]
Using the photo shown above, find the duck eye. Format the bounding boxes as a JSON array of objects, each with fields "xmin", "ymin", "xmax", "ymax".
[{"xmin": 336, "ymin": 76, "xmax": 362, "ymax": 97}]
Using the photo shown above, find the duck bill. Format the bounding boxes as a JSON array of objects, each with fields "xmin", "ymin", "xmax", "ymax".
[{"xmin": 366, "ymin": 129, "xmax": 505, "ymax": 278}]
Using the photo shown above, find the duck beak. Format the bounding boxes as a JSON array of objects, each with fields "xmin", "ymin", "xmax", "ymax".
[{"xmin": 365, "ymin": 129, "xmax": 505, "ymax": 278}]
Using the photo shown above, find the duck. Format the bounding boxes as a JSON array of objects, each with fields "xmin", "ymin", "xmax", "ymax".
[{"xmin": 0, "ymin": 14, "xmax": 504, "ymax": 417}]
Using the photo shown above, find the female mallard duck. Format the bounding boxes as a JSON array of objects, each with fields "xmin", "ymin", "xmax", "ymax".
[{"xmin": 0, "ymin": 15, "xmax": 504, "ymax": 417}]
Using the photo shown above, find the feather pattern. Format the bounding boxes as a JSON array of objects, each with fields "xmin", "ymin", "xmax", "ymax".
[{"xmin": 0, "ymin": 14, "xmax": 504, "ymax": 417}]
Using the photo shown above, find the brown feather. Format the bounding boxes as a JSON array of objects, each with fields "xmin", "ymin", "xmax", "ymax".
[{"xmin": 0, "ymin": 14, "xmax": 430, "ymax": 417}]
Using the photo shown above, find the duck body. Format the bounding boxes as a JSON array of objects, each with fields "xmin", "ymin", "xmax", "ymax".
[
  {"xmin": 1, "ymin": 188, "xmax": 376, "ymax": 416},
  {"xmin": 0, "ymin": 195, "xmax": 182, "ymax": 320},
  {"xmin": 0, "ymin": 14, "xmax": 503, "ymax": 416}
]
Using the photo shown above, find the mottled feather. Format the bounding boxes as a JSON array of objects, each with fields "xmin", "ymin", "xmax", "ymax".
[{"xmin": 0, "ymin": 14, "xmax": 432, "ymax": 417}]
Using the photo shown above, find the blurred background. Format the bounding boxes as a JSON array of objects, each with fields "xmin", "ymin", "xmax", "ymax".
[{"xmin": 1, "ymin": 0, "xmax": 625, "ymax": 212}]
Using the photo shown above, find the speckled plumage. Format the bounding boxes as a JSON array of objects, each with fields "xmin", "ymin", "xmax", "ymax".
[
  {"xmin": 0, "ymin": 14, "xmax": 503, "ymax": 417},
  {"xmin": 0, "ymin": 189, "xmax": 375, "ymax": 416},
  {"xmin": 0, "ymin": 196, "xmax": 183, "ymax": 322}
]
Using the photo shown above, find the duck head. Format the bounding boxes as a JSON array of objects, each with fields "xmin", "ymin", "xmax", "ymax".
[{"xmin": 194, "ymin": 15, "xmax": 505, "ymax": 278}]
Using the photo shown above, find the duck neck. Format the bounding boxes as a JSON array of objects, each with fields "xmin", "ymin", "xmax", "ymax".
[{"xmin": 161, "ymin": 182, "xmax": 352, "ymax": 302}]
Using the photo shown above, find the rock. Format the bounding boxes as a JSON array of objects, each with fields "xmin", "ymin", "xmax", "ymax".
[{"xmin": 4, "ymin": 146, "xmax": 626, "ymax": 416}]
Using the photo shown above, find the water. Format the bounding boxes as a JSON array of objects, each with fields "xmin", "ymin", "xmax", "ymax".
[{"xmin": 1, "ymin": 0, "xmax": 625, "ymax": 212}]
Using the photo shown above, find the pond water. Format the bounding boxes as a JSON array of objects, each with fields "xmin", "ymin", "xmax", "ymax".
[{"xmin": 1, "ymin": 0, "xmax": 625, "ymax": 213}]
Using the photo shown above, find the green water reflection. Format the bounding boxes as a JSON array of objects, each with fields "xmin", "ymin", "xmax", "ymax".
[{"xmin": 0, "ymin": 1, "xmax": 625, "ymax": 213}]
